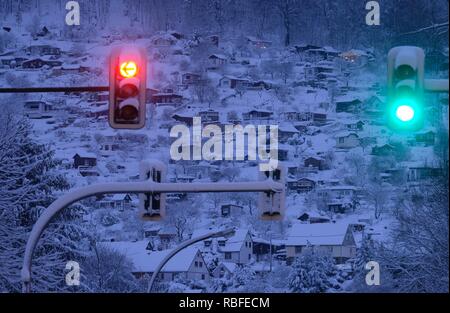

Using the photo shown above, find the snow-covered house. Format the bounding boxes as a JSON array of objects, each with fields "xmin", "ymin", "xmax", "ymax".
[
  {"xmin": 23, "ymin": 100, "xmax": 54, "ymax": 119},
  {"xmin": 212, "ymin": 262, "xmax": 237, "ymax": 279},
  {"xmin": 285, "ymin": 223, "xmax": 357, "ymax": 264},
  {"xmin": 199, "ymin": 109, "xmax": 220, "ymax": 123},
  {"xmin": 371, "ymin": 144, "xmax": 395, "ymax": 156},
  {"xmin": 24, "ymin": 45, "xmax": 61, "ymax": 56},
  {"xmin": 208, "ymin": 54, "xmax": 227, "ymax": 69},
  {"xmin": 181, "ymin": 72, "xmax": 201, "ymax": 85},
  {"xmin": 363, "ymin": 95, "xmax": 385, "ymax": 118},
  {"xmin": 242, "ymin": 109, "xmax": 273, "ymax": 122},
  {"xmin": 218, "ymin": 75, "xmax": 250, "ymax": 89},
  {"xmin": 316, "ymin": 185, "xmax": 359, "ymax": 213},
  {"xmin": 335, "ymin": 132, "xmax": 360, "ymax": 149},
  {"xmin": 73, "ymin": 152, "xmax": 97, "ymax": 168},
  {"xmin": 414, "ymin": 131, "xmax": 436, "ymax": 146},
  {"xmin": 287, "ymin": 177, "xmax": 316, "ymax": 193},
  {"xmin": 152, "ymin": 93, "xmax": 183, "ymax": 105},
  {"xmin": 335, "ymin": 98, "xmax": 362, "ymax": 113},
  {"xmin": 278, "ymin": 123, "xmax": 299, "ymax": 142},
  {"xmin": 151, "ymin": 33, "xmax": 178, "ymax": 47},
  {"xmin": 304, "ymin": 157, "xmax": 324, "ymax": 170},
  {"xmin": 99, "ymin": 242, "xmax": 209, "ymax": 282},
  {"xmin": 158, "ymin": 227, "xmax": 178, "ymax": 249},
  {"xmin": 97, "ymin": 194, "xmax": 132, "ymax": 211},
  {"xmin": 219, "ymin": 229, "xmax": 253, "ymax": 265},
  {"xmin": 221, "ymin": 204, "xmax": 244, "ymax": 217}
]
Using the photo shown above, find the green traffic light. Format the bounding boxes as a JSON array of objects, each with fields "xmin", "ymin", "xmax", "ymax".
[
  {"xmin": 387, "ymin": 96, "xmax": 423, "ymax": 131},
  {"xmin": 395, "ymin": 105, "xmax": 415, "ymax": 122}
]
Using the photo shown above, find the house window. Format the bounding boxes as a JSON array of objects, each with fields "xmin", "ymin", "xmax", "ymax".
[
  {"xmin": 248, "ymin": 242, "xmax": 252, "ymax": 248},
  {"xmin": 199, "ymin": 262, "xmax": 203, "ymax": 267},
  {"xmin": 339, "ymin": 138, "xmax": 345, "ymax": 143},
  {"xmin": 295, "ymin": 246, "xmax": 303, "ymax": 254},
  {"xmin": 248, "ymin": 254, "xmax": 251, "ymax": 260},
  {"xmin": 225, "ymin": 252, "xmax": 232, "ymax": 260},
  {"xmin": 201, "ymin": 274, "xmax": 205, "ymax": 280},
  {"xmin": 194, "ymin": 261, "xmax": 198, "ymax": 267}
]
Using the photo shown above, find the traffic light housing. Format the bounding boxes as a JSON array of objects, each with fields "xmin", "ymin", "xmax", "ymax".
[
  {"xmin": 387, "ymin": 46, "xmax": 425, "ymax": 131},
  {"xmin": 139, "ymin": 160, "xmax": 166, "ymax": 221},
  {"xmin": 109, "ymin": 46, "xmax": 147, "ymax": 129},
  {"xmin": 258, "ymin": 164, "xmax": 286, "ymax": 221}
]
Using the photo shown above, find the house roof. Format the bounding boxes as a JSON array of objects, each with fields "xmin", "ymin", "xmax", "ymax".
[
  {"xmin": 286, "ymin": 222, "xmax": 351, "ymax": 246},
  {"xmin": 220, "ymin": 261, "xmax": 237, "ymax": 273},
  {"xmin": 98, "ymin": 241, "xmax": 200, "ymax": 273},
  {"xmin": 221, "ymin": 229, "xmax": 249, "ymax": 252},
  {"xmin": 74, "ymin": 152, "xmax": 96, "ymax": 159}
]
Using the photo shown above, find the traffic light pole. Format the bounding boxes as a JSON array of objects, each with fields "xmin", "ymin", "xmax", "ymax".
[
  {"xmin": 424, "ymin": 79, "xmax": 449, "ymax": 93},
  {"xmin": 0, "ymin": 86, "xmax": 109, "ymax": 93},
  {"xmin": 21, "ymin": 179, "xmax": 283, "ymax": 292}
]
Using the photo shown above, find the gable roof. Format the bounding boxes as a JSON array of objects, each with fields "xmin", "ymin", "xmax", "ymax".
[
  {"xmin": 221, "ymin": 229, "xmax": 250, "ymax": 252},
  {"xmin": 286, "ymin": 222, "xmax": 351, "ymax": 246},
  {"xmin": 98, "ymin": 241, "xmax": 200, "ymax": 273}
]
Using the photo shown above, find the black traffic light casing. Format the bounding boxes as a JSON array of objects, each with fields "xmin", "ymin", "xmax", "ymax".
[{"xmin": 109, "ymin": 46, "xmax": 147, "ymax": 129}]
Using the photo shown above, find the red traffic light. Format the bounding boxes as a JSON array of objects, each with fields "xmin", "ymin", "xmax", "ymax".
[{"xmin": 119, "ymin": 61, "xmax": 138, "ymax": 78}]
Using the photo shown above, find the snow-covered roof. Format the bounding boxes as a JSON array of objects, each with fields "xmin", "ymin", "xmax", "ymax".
[
  {"xmin": 220, "ymin": 261, "xmax": 237, "ymax": 273},
  {"xmin": 221, "ymin": 229, "xmax": 249, "ymax": 252},
  {"xmin": 99, "ymin": 241, "xmax": 200, "ymax": 273},
  {"xmin": 286, "ymin": 222, "xmax": 351, "ymax": 246},
  {"xmin": 74, "ymin": 151, "xmax": 96, "ymax": 159},
  {"xmin": 279, "ymin": 123, "xmax": 300, "ymax": 133}
]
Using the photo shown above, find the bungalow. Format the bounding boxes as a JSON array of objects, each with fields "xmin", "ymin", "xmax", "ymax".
[
  {"xmin": 252, "ymin": 238, "xmax": 284, "ymax": 262},
  {"xmin": 208, "ymin": 54, "xmax": 227, "ymax": 69},
  {"xmin": 248, "ymin": 80, "xmax": 271, "ymax": 90},
  {"xmin": 218, "ymin": 75, "xmax": 250, "ymax": 89},
  {"xmin": 97, "ymin": 194, "xmax": 132, "ymax": 211},
  {"xmin": 158, "ymin": 227, "xmax": 178, "ymax": 249},
  {"xmin": 335, "ymin": 132, "xmax": 360, "ymax": 149},
  {"xmin": 22, "ymin": 58, "xmax": 62, "ymax": 69},
  {"xmin": 278, "ymin": 123, "xmax": 299, "ymax": 142},
  {"xmin": 415, "ymin": 131, "xmax": 435, "ymax": 146},
  {"xmin": 219, "ymin": 229, "xmax": 253, "ymax": 265},
  {"xmin": 100, "ymin": 242, "xmax": 209, "ymax": 282},
  {"xmin": 407, "ymin": 166, "xmax": 442, "ymax": 182},
  {"xmin": 0, "ymin": 57, "xmax": 28, "ymax": 68},
  {"xmin": 242, "ymin": 109, "xmax": 273, "ymax": 121},
  {"xmin": 316, "ymin": 185, "xmax": 359, "ymax": 213},
  {"xmin": 364, "ymin": 95, "xmax": 385, "ymax": 117},
  {"xmin": 181, "ymin": 72, "xmax": 202, "ymax": 85},
  {"xmin": 73, "ymin": 152, "xmax": 97, "ymax": 168},
  {"xmin": 25, "ymin": 45, "xmax": 61, "ymax": 56},
  {"xmin": 304, "ymin": 157, "xmax": 324, "ymax": 170},
  {"xmin": 199, "ymin": 109, "xmax": 219, "ymax": 123},
  {"xmin": 335, "ymin": 98, "xmax": 362, "ymax": 113},
  {"xmin": 221, "ymin": 204, "xmax": 244, "ymax": 217},
  {"xmin": 297, "ymin": 212, "xmax": 331, "ymax": 224},
  {"xmin": 344, "ymin": 120, "xmax": 364, "ymax": 131},
  {"xmin": 152, "ymin": 93, "xmax": 183, "ymax": 105},
  {"xmin": 371, "ymin": 144, "xmax": 395, "ymax": 156},
  {"xmin": 212, "ymin": 262, "xmax": 237, "ymax": 279},
  {"xmin": 285, "ymin": 223, "xmax": 357, "ymax": 264},
  {"xmin": 143, "ymin": 224, "xmax": 162, "ymax": 238},
  {"xmin": 151, "ymin": 33, "xmax": 177, "ymax": 46},
  {"xmin": 23, "ymin": 100, "xmax": 54, "ymax": 119},
  {"xmin": 287, "ymin": 177, "xmax": 316, "ymax": 193}
]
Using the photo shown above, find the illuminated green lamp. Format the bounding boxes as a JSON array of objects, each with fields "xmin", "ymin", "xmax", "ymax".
[{"xmin": 388, "ymin": 96, "xmax": 423, "ymax": 131}]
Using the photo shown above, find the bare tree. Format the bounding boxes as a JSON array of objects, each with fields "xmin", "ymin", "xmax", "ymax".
[{"xmin": 276, "ymin": 0, "xmax": 300, "ymax": 46}]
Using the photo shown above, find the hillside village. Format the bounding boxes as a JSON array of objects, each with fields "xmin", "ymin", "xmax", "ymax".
[{"xmin": 0, "ymin": 24, "xmax": 448, "ymax": 292}]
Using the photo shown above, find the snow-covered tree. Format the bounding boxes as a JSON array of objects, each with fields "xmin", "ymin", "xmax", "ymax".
[
  {"xmin": 0, "ymin": 112, "xmax": 89, "ymax": 292},
  {"xmin": 288, "ymin": 249, "xmax": 338, "ymax": 293}
]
